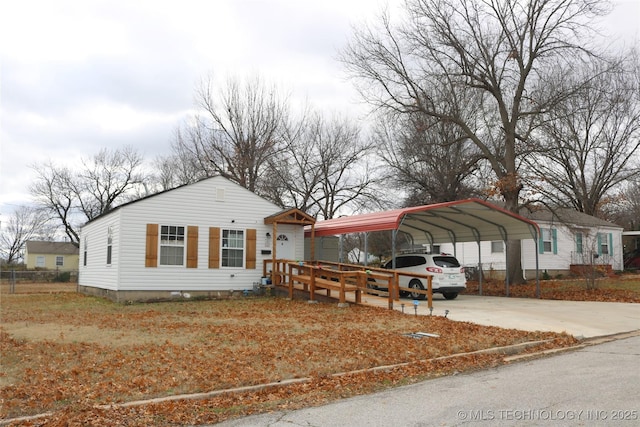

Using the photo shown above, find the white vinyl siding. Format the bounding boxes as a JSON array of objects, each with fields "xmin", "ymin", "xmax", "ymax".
[
  {"xmin": 437, "ymin": 223, "xmax": 623, "ymax": 273},
  {"xmin": 79, "ymin": 177, "xmax": 305, "ymax": 292}
]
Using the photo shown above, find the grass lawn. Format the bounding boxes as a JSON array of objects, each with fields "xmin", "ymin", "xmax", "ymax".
[{"xmin": 0, "ymin": 290, "xmax": 578, "ymax": 426}]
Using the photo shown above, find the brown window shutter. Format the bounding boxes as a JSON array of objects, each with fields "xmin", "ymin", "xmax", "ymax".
[
  {"xmin": 246, "ymin": 228, "xmax": 256, "ymax": 269},
  {"xmin": 145, "ymin": 224, "xmax": 158, "ymax": 267},
  {"xmin": 209, "ymin": 227, "xmax": 220, "ymax": 269},
  {"xmin": 186, "ymin": 226, "xmax": 198, "ymax": 268}
]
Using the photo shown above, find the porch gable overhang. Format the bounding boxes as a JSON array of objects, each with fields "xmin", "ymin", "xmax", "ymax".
[{"xmin": 264, "ymin": 208, "xmax": 315, "ymax": 226}]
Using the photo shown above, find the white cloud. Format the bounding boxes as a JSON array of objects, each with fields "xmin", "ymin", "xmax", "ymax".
[{"xmin": 0, "ymin": 0, "xmax": 637, "ymax": 216}]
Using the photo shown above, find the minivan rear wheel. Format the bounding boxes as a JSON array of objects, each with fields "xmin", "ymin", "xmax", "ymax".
[
  {"xmin": 408, "ymin": 279, "xmax": 426, "ymax": 300},
  {"xmin": 443, "ymin": 292, "xmax": 458, "ymax": 300}
]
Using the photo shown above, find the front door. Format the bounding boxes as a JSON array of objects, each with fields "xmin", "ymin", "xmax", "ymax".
[{"xmin": 276, "ymin": 233, "xmax": 294, "ymax": 260}]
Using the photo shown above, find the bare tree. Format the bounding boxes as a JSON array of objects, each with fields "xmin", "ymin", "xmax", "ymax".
[
  {"xmin": 174, "ymin": 75, "xmax": 289, "ymax": 193},
  {"xmin": 30, "ymin": 164, "xmax": 81, "ymax": 244},
  {"xmin": 261, "ymin": 111, "xmax": 383, "ymax": 219},
  {"xmin": 75, "ymin": 146, "xmax": 144, "ymax": 218},
  {"xmin": 527, "ymin": 52, "xmax": 640, "ymax": 218},
  {"xmin": 340, "ymin": 0, "xmax": 609, "ymax": 283},
  {"xmin": 608, "ymin": 180, "xmax": 640, "ymax": 231},
  {"xmin": 373, "ymin": 112, "xmax": 483, "ymax": 205},
  {"xmin": 0, "ymin": 205, "xmax": 53, "ymax": 264},
  {"xmin": 30, "ymin": 146, "xmax": 144, "ymax": 245},
  {"xmin": 147, "ymin": 151, "xmax": 208, "ymax": 193}
]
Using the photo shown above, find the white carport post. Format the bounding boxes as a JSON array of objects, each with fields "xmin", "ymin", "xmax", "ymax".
[
  {"xmin": 497, "ymin": 226, "xmax": 509, "ymax": 297},
  {"xmin": 533, "ymin": 226, "xmax": 541, "ymax": 298},
  {"xmin": 470, "ymin": 229, "xmax": 482, "ymax": 295},
  {"xmin": 363, "ymin": 232, "xmax": 369, "ymax": 266}
]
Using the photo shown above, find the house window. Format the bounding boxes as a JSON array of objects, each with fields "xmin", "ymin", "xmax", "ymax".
[
  {"xmin": 539, "ymin": 228, "xmax": 558, "ymax": 254},
  {"xmin": 598, "ymin": 233, "xmax": 611, "ymax": 256},
  {"xmin": 160, "ymin": 225, "xmax": 185, "ymax": 266},
  {"xmin": 575, "ymin": 232, "xmax": 583, "ymax": 254},
  {"xmin": 106, "ymin": 229, "xmax": 113, "ymax": 265},
  {"xmin": 83, "ymin": 238, "xmax": 88, "ymax": 266},
  {"xmin": 491, "ymin": 241, "xmax": 504, "ymax": 253},
  {"xmin": 222, "ymin": 229, "xmax": 244, "ymax": 267},
  {"xmin": 36, "ymin": 256, "xmax": 45, "ymax": 268},
  {"xmin": 56, "ymin": 256, "xmax": 64, "ymax": 267}
]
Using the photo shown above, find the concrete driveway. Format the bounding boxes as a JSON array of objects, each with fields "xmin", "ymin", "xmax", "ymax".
[{"xmin": 360, "ymin": 294, "xmax": 640, "ymax": 338}]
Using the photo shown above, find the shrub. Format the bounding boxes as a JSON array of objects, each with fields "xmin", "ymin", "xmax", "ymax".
[{"xmin": 54, "ymin": 271, "xmax": 71, "ymax": 282}]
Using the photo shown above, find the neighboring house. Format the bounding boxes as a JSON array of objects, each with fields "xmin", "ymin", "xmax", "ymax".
[
  {"xmin": 78, "ymin": 176, "xmax": 314, "ymax": 302},
  {"xmin": 438, "ymin": 208, "xmax": 624, "ymax": 278},
  {"xmin": 25, "ymin": 241, "xmax": 79, "ymax": 271}
]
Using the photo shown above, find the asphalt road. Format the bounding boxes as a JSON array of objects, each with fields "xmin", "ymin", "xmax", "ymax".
[{"xmin": 215, "ymin": 333, "xmax": 640, "ymax": 426}]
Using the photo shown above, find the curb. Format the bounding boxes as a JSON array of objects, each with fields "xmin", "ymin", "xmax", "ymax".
[{"xmin": 503, "ymin": 329, "xmax": 640, "ymax": 363}]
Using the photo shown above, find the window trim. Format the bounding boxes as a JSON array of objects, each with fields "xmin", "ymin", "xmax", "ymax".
[
  {"xmin": 55, "ymin": 256, "xmax": 64, "ymax": 267},
  {"xmin": 539, "ymin": 228, "xmax": 558, "ymax": 254},
  {"xmin": 83, "ymin": 237, "xmax": 88, "ymax": 267},
  {"xmin": 106, "ymin": 227, "xmax": 113, "ymax": 266},
  {"xmin": 491, "ymin": 241, "xmax": 504, "ymax": 253},
  {"xmin": 159, "ymin": 225, "xmax": 186, "ymax": 266},
  {"xmin": 598, "ymin": 232, "xmax": 613, "ymax": 256},
  {"xmin": 575, "ymin": 232, "xmax": 583, "ymax": 254},
  {"xmin": 221, "ymin": 228, "xmax": 245, "ymax": 268}
]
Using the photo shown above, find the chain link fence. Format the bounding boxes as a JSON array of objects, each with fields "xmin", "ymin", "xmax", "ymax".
[{"xmin": 1, "ymin": 270, "xmax": 78, "ymax": 294}]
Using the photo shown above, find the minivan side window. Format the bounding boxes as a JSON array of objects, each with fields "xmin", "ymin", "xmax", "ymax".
[{"xmin": 433, "ymin": 256, "xmax": 460, "ymax": 268}]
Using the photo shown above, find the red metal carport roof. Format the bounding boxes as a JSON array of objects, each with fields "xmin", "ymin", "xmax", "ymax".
[{"xmin": 307, "ymin": 198, "xmax": 539, "ymax": 244}]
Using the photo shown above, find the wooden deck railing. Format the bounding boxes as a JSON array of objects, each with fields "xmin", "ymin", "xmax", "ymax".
[{"xmin": 263, "ymin": 259, "xmax": 433, "ymax": 310}]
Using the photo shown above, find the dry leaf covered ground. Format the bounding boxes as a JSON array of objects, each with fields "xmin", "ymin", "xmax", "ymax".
[
  {"xmin": 0, "ymin": 288, "xmax": 582, "ymax": 427},
  {"xmin": 465, "ymin": 273, "xmax": 640, "ymax": 302}
]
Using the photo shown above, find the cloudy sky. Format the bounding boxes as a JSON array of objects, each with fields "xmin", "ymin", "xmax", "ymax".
[{"xmin": 1, "ymin": 0, "xmax": 638, "ymax": 218}]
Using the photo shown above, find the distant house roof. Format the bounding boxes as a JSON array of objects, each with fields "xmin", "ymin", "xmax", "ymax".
[
  {"xmin": 521, "ymin": 207, "xmax": 622, "ymax": 229},
  {"xmin": 26, "ymin": 241, "xmax": 79, "ymax": 255}
]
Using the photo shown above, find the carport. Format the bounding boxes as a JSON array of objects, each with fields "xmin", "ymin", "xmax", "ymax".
[{"xmin": 308, "ymin": 198, "xmax": 542, "ymax": 296}]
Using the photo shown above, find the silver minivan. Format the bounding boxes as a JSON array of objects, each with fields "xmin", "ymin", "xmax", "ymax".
[{"xmin": 378, "ymin": 253, "xmax": 466, "ymax": 300}]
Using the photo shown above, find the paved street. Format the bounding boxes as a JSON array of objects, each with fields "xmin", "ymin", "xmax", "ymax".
[{"xmin": 216, "ymin": 333, "xmax": 640, "ymax": 426}]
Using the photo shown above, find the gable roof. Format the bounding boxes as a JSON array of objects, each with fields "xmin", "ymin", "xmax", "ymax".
[
  {"xmin": 264, "ymin": 208, "xmax": 315, "ymax": 226},
  {"xmin": 84, "ymin": 175, "xmax": 280, "ymax": 226},
  {"xmin": 308, "ymin": 198, "xmax": 539, "ymax": 244},
  {"xmin": 26, "ymin": 241, "xmax": 79, "ymax": 255},
  {"xmin": 522, "ymin": 207, "xmax": 622, "ymax": 229}
]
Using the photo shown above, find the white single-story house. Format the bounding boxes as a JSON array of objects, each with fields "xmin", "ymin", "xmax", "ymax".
[
  {"xmin": 78, "ymin": 176, "xmax": 314, "ymax": 302},
  {"xmin": 439, "ymin": 208, "xmax": 624, "ymax": 278}
]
